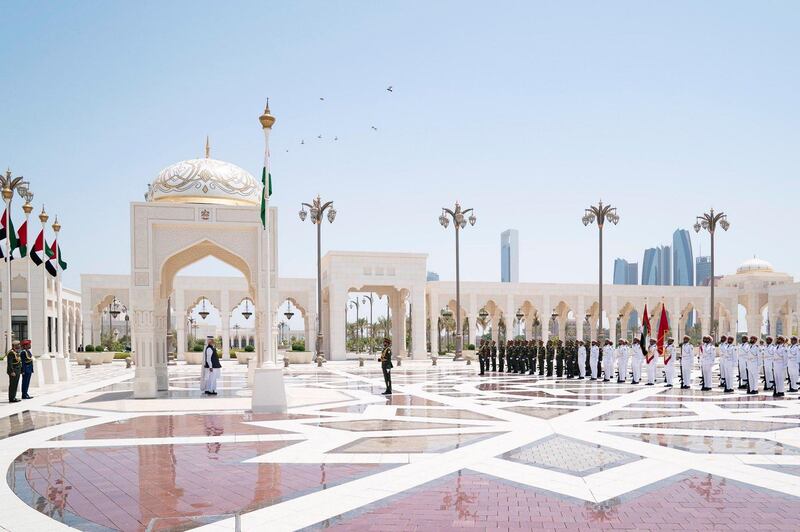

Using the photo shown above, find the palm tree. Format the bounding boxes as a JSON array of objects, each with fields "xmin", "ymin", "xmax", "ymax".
[{"xmin": 375, "ymin": 316, "xmax": 392, "ymax": 341}]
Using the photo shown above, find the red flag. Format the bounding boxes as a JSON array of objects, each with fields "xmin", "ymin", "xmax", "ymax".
[
  {"xmin": 17, "ymin": 219, "xmax": 27, "ymax": 257},
  {"xmin": 657, "ymin": 305, "xmax": 670, "ymax": 359},
  {"xmin": 31, "ymin": 229, "xmax": 44, "ymax": 266}
]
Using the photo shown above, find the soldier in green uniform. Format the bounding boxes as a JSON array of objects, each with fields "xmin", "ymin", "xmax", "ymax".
[
  {"xmin": 7, "ymin": 340, "xmax": 22, "ymax": 403},
  {"xmin": 20, "ymin": 339, "xmax": 34, "ymax": 399},
  {"xmin": 490, "ymin": 340, "xmax": 497, "ymax": 372},
  {"xmin": 478, "ymin": 339, "xmax": 488, "ymax": 375},
  {"xmin": 498, "ymin": 339, "xmax": 506, "ymax": 372},
  {"xmin": 564, "ymin": 340, "xmax": 574, "ymax": 379},
  {"xmin": 536, "ymin": 340, "xmax": 545, "ymax": 376},
  {"xmin": 379, "ymin": 338, "xmax": 393, "ymax": 395},
  {"xmin": 545, "ymin": 339, "xmax": 555, "ymax": 377},
  {"xmin": 505, "ymin": 339, "xmax": 514, "ymax": 373},
  {"xmin": 524, "ymin": 340, "xmax": 533, "ymax": 376},
  {"xmin": 512, "ymin": 339, "xmax": 521, "ymax": 373},
  {"xmin": 556, "ymin": 339, "xmax": 565, "ymax": 377}
]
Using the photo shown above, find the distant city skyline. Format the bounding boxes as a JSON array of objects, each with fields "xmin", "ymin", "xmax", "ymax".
[
  {"xmin": 673, "ymin": 229, "xmax": 694, "ymax": 286},
  {"xmin": 500, "ymin": 229, "xmax": 519, "ymax": 283}
]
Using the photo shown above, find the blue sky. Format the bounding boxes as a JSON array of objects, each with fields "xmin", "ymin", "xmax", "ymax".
[{"xmin": 1, "ymin": 1, "xmax": 798, "ymax": 295}]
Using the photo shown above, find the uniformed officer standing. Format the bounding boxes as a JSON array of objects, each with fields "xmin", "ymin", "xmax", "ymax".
[
  {"xmin": 555, "ymin": 339, "xmax": 565, "ymax": 378},
  {"xmin": 589, "ymin": 340, "xmax": 600, "ymax": 380},
  {"xmin": 616, "ymin": 340, "xmax": 629, "ymax": 383},
  {"xmin": 645, "ymin": 339, "xmax": 658, "ymax": 385},
  {"xmin": 789, "ymin": 336, "xmax": 800, "ymax": 393},
  {"xmin": 763, "ymin": 337, "xmax": 775, "ymax": 391},
  {"xmin": 679, "ymin": 336, "xmax": 693, "ymax": 389},
  {"xmin": 664, "ymin": 338, "xmax": 676, "ymax": 388},
  {"xmin": 699, "ymin": 336, "xmax": 715, "ymax": 391},
  {"xmin": 723, "ymin": 336, "xmax": 736, "ymax": 393},
  {"xmin": 738, "ymin": 335, "xmax": 750, "ymax": 390},
  {"xmin": 478, "ymin": 339, "xmax": 488, "ymax": 376},
  {"xmin": 6, "ymin": 340, "xmax": 22, "ymax": 403},
  {"xmin": 718, "ymin": 335, "xmax": 728, "ymax": 390},
  {"xmin": 490, "ymin": 340, "xmax": 497, "ymax": 372},
  {"xmin": 602, "ymin": 340, "xmax": 614, "ymax": 382},
  {"xmin": 774, "ymin": 336, "xmax": 788, "ymax": 397},
  {"xmin": 745, "ymin": 336, "xmax": 759, "ymax": 395},
  {"xmin": 537, "ymin": 340, "xmax": 545, "ymax": 376},
  {"xmin": 564, "ymin": 340, "xmax": 574, "ymax": 379},
  {"xmin": 498, "ymin": 339, "xmax": 507, "ymax": 373},
  {"xmin": 631, "ymin": 339, "xmax": 644, "ymax": 384},
  {"xmin": 545, "ymin": 339, "xmax": 555, "ymax": 377},
  {"xmin": 379, "ymin": 338, "xmax": 393, "ymax": 394},
  {"xmin": 505, "ymin": 340, "xmax": 514, "ymax": 373},
  {"xmin": 20, "ymin": 339, "xmax": 34, "ymax": 400},
  {"xmin": 577, "ymin": 340, "xmax": 587, "ymax": 380}
]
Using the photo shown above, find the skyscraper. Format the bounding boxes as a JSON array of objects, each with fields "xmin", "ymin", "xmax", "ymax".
[
  {"xmin": 672, "ymin": 229, "xmax": 694, "ymax": 286},
  {"xmin": 613, "ymin": 258, "xmax": 638, "ymax": 285},
  {"xmin": 642, "ymin": 246, "xmax": 671, "ymax": 285},
  {"xmin": 426, "ymin": 271, "xmax": 440, "ymax": 281},
  {"xmin": 696, "ymin": 256, "xmax": 711, "ymax": 286},
  {"xmin": 500, "ymin": 229, "xmax": 519, "ymax": 283}
]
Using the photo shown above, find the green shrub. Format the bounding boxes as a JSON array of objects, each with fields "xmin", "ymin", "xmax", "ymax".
[
  {"xmin": 467, "ymin": 343, "xmax": 476, "ymax": 350},
  {"xmin": 85, "ymin": 345, "xmax": 95, "ymax": 352},
  {"xmin": 244, "ymin": 344, "xmax": 255, "ymax": 352},
  {"xmin": 114, "ymin": 353, "xmax": 128, "ymax": 359},
  {"xmin": 191, "ymin": 345, "xmax": 203, "ymax": 352}
]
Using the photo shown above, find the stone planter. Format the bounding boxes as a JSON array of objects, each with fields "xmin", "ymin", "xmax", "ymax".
[
  {"xmin": 184, "ymin": 352, "xmax": 204, "ymax": 365},
  {"xmin": 102, "ymin": 352, "xmax": 114, "ymax": 364},
  {"xmin": 462, "ymin": 349, "xmax": 477, "ymax": 361},
  {"xmin": 284, "ymin": 351, "xmax": 314, "ymax": 364},
  {"xmin": 237, "ymin": 352, "xmax": 256, "ymax": 365},
  {"xmin": 82, "ymin": 353, "xmax": 106, "ymax": 365}
]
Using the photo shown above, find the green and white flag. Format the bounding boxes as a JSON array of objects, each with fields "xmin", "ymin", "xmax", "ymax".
[{"xmin": 260, "ymin": 165, "xmax": 271, "ymax": 229}]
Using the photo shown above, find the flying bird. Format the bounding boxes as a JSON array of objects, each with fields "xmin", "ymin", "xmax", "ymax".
[
  {"xmin": 319, "ymin": 97, "xmax": 325, "ymax": 101},
  {"xmin": 370, "ymin": 126, "xmax": 378, "ymax": 131},
  {"xmin": 386, "ymin": 86, "xmax": 393, "ymax": 92},
  {"xmin": 334, "ymin": 136, "xmax": 338, "ymax": 141},
  {"xmin": 300, "ymin": 139, "xmax": 305, "ymax": 145},
  {"xmin": 317, "ymin": 134, "xmax": 323, "ymax": 139}
]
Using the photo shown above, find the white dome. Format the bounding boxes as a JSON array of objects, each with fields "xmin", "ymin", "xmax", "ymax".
[
  {"xmin": 736, "ymin": 257, "xmax": 774, "ymax": 274},
  {"xmin": 148, "ymin": 157, "xmax": 261, "ymax": 206}
]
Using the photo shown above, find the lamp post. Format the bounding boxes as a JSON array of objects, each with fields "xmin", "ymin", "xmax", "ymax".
[
  {"xmin": 439, "ymin": 202, "xmax": 477, "ymax": 360},
  {"xmin": 1, "ymin": 170, "xmax": 29, "ymax": 351},
  {"xmin": 694, "ymin": 208, "xmax": 729, "ymax": 339},
  {"xmin": 348, "ymin": 298, "xmax": 361, "ymax": 352},
  {"xmin": 362, "ymin": 293, "xmax": 375, "ymax": 355},
  {"xmin": 582, "ymin": 201, "xmax": 619, "ymax": 343},
  {"xmin": 299, "ymin": 195, "xmax": 336, "ymax": 359}
]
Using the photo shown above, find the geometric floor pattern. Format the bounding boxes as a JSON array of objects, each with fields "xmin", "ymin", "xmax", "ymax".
[{"xmin": 2, "ymin": 358, "xmax": 800, "ymax": 531}]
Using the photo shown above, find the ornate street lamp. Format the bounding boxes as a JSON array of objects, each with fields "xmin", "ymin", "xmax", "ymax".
[
  {"xmin": 439, "ymin": 202, "xmax": 476, "ymax": 360},
  {"xmin": 349, "ymin": 297, "xmax": 362, "ymax": 352},
  {"xmin": 582, "ymin": 201, "xmax": 619, "ymax": 342},
  {"xmin": 694, "ymin": 208, "xmax": 729, "ymax": 339},
  {"xmin": 300, "ymin": 195, "xmax": 336, "ymax": 359},
  {"xmin": 283, "ymin": 302, "xmax": 295, "ymax": 321},
  {"xmin": 361, "ymin": 294, "xmax": 376, "ymax": 355}
]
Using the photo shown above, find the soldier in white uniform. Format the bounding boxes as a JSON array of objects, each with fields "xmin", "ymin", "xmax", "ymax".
[
  {"xmin": 764, "ymin": 337, "xmax": 775, "ymax": 391},
  {"xmin": 700, "ymin": 336, "xmax": 715, "ymax": 391},
  {"xmin": 577, "ymin": 340, "xmax": 587, "ymax": 380},
  {"xmin": 723, "ymin": 336, "xmax": 736, "ymax": 393},
  {"xmin": 717, "ymin": 336, "xmax": 727, "ymax": 390},
  {"xmin": 789, "ymin": 337, "xmax": 800, "ymax": 393},
  {"xmin": 773, "ymin": 336, "xmax": 788, "ymax": 397},
  {"xmin": 745, "ymin": 336, "xmax": 760, "ymax": 395},
  {"xmin": 663, "ymin": 338, "xmax": 676, "ymax": 387},
  {"xmin": 602, "ymin": 340, "xmax": 614, "ymax": 383},
  {"xmin": 679, "ymin": 336, "xmax": 693, "ymax": 389},
  {"xmin": 630, "ymin": 339, "xmax": 644, "ymax": 384},
  {"xmin": 616, "ymin": 339, "xmax": 629, "ymax": 384},
  {"xmin": 645, "ymin": 339, "xmax": 658, "ymax": 385},
  {"xmin": 589, "ymin": 340, "xmax": 600, "ymax": 381},
  {"xmin": 737, "ymin": 335, "xmax": 749, "ymax": 390}
]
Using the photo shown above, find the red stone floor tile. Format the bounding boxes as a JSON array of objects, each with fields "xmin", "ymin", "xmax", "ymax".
[
  {"xmin": 11, "ymin": 442, "xmax": 395, "ymax": 531},
  {"xmin": 55, "ymin": 412, "xmax": 303, "ymax": 440},
  {"xmin": 303, "ymin": 470, "xmax": 800, "ymax": 531}
]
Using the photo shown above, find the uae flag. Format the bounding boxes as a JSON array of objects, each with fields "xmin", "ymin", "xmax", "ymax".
[
  {"xmin": 260, "ymin": 149, "xmax": 272, "ymax": 229},
  {"xmin": 640, "ymin": 304, "xmax": 652, "ymax": 362},
  {"xmin": 0, "ymin": 208, "xmax": 20, "ymax": 260},
  {"xmin": 57, "ymin": 244, "xmax": 67, "ymax": 271},
  {"xmin": 657, "ymin": 305, "xmax": 670, "ymax": 361},
  {"xmin": 45, "ymin": 239, "xmax": 57, "ymax": 277},
  {"xmin": 30, "ymin": 229, "xmax": 45, "ymax": 265},
  {"xmin": 16, "ymin": 219, "xmax": 27, "ymax": 258}
]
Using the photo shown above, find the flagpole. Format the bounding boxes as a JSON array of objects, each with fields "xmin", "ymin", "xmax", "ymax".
[
  {"xmin": 3, "ymin": 186, "xmax": 12, "ymax": 352},
  {"xmin": 259, "ymin": 101, "xmax": 275, "ymax": 367},
  {"xmin": 40, "ymin": 206, "xmax": 50, "ymax": 357},
  {"xmin": 53, "ymin": 216, "xmax": 63, "ymax": 357},
  {"xmin": 22, "ymin": 199, "xmax": 32, "ymax": 346}
]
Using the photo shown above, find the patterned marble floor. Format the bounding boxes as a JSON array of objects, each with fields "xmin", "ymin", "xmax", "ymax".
[{"xmin": 2, "ymin": 359, "xmax": 800, "ymax": 531}]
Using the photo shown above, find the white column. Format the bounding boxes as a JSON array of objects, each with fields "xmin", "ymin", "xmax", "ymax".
[
  {"xmin": 154, "ymin": 298, "xmax": 168, "ymax": 391},
  {"xmin": 221, "ymin": 290, "xmax": 230, "ymax": 360},
  {"xmin": 175, "ymin": 290, "xmax": 185, "ymax": 360},
  {"xmin": 410, "ymin": 287, "xmax": 425, "ymax": 359},
  {"xmin": 428, "ymin": 294, "xmax": 439, "ymax": 355},
  {"xmin": 132, "ymin": 301, "xmax": 158, "ymax": 398},
  {"xmin": 329, "ymin": 288, "xmax": 346, "ymax": 360},
  {"xmin": 304, "ymin": 311, "xmax": 315, "ymax": 353}
]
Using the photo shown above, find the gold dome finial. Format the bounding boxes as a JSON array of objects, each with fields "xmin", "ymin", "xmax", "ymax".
[
  {"xmin": 52, "ymin": 215, "xmax": 61, "ymax": 233},
  {"xmin": 22, "ymin": 200, "xmax": 33, "ymax": 215},
  {"xmin": 39, "ymin": 205, "xmax": 48, "ymax": 224},
  {"xmin": 205, "ymin": 136, "xmax": 210, "ymax": 159},
  {"xmin": 259, "ymin": 99, "xmax": 276, "ymax": 129}
]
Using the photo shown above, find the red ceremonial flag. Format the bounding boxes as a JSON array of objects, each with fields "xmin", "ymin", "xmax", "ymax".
[
  {"xmin": 17, "ymin": 219, "xmax": 27, "ymax": 257},
  {"xmin": 657, "ymin": 305, "xmax": 670, "ymax": 358},
  {"xmin": 30, "ymin": 229, "xmax": 45, "ymax": 266}
]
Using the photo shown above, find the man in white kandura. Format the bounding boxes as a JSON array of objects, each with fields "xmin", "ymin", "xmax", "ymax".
[
  {"xmin": 645, "ymin": 339, "xmax": 658, "ymax": 385},
  {"xmin": 679, "ymin": 336, "xmax": 693, "ymax": 389},
  {"xmin": 616, "ymin": 339, "xmax": 629, "ymax": 384},
  {"xmin": 577, "ymin": 340, "xmax": 587, "ymax": 380},
  {"xmin": 631, "ymin": 339, "xmax": 644, "ymax": 385},
  {"xmin": 663, "ymin": 337, "xmax": 676, "ymax": 387},
  {"xmin": 602, "ymin": 340, "xmax": 614, "ymax": 382},
  {"xmin": 789, "ymin": 337, "xmax": 800, "ymax": 393},
  {"xmin": 589, "ymin": 340, "xmax": 600, "ymax": 381},
  {"xmin": 699, "ymin": 336, "xmax": 715, "ymax": 391},
  {"xmin": 204, "ymin": 337, "xmax": 221, "ymax": 395}
]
